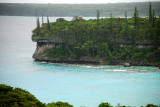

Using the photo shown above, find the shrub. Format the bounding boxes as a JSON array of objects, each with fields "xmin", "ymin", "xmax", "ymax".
[
  {"xmin": 146, "ymin": 104, "xmax": 159, "ymax": 107},
  {"xmin": 46, "ymin": 101, "xmax": 73, "ymax": 107},
  {"xmin": 0, "ymin": 84, "xmax": 44, "ymax": 107},
  {"xmin": 98, "ymin": 102, "xmax": 113, "ymax": 107}
]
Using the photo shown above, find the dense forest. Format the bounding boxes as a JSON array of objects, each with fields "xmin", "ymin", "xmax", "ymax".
[
  {"xmin": 0, "ymin": 2, "xmax": 160, "ymax": 17},
  {"xmin": 0, "ymin": 84, "xmax": 159, "ymax": 107},
  {"xmin": 32, "ymin": 3, "xmax": 160, "ymax": 66}
]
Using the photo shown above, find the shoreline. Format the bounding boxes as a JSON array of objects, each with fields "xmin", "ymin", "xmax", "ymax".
[{"xmin": 34, "ymin": 59, "xmax": 160, "ymax": 68}]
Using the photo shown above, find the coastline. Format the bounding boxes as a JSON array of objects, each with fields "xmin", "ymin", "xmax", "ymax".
[
  {"xmin": 33, "ymin": 58, "xmax": 160, "ymax": 68},
  {"xmin": 32, "ymin": 39, "xmax": 160, "ymax": 68}
]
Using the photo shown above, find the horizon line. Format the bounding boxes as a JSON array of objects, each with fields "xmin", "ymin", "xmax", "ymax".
[{"xmin": 0, "ymin": 1, "xmax": 160, "ymax": 4}]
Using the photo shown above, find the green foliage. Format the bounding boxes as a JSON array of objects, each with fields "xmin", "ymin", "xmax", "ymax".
[
  {"xmin": 0, "ymin": 84, "xmax": 44, "ymax": 107},
  {"xmin": 32, "ymin": 16, "xmax": 160, "ymax": 65},
  {"xmin": 56, "ymin": 18, "xmax": 66, "ymax": 22},
  {"xmin": 98, "ymin": 102, "xmax": 160, "ymax": 107},
  {"xmin": 98, "ymin": 102, "xmax": 113, "ymax": 107},
  {"xmin": 146, "ymin": 104, "xmax": 159, "ymax": 107},
  {"xmin": 46, "ymin": 101, "xmax": 73, "ymax": 107},
  {"xmin": 44, "ymin": 46, "xmax": 73, "ymax": 60}
]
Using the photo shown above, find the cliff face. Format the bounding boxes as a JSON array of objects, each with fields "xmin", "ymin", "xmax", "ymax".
[
  {"xmin": 33, "ymin": 38, "xmax": 60, "ymax": 61},
  {"xmin": 32, "ymin": 39, "xmax": 159, "ymax": 66},
  {"xmin": 33, "ymin": 43, "xmax": 53, "ymax": 61},
  {"xmin": 32, "ymin": 38, "xmax": 100, "ymax": 64}
]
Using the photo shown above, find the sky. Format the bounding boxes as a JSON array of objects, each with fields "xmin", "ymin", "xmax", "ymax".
[{"xmin": 0, "ymin": 0, "xmax": 160, "ymax": 3}]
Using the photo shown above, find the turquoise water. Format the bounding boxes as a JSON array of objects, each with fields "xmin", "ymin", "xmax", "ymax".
[{"xmin": 0, "ymin": 16, "xmax": 160, "ymax": 107}]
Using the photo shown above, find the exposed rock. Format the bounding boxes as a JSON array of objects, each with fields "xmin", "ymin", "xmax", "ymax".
[
  {"xmin": 33, "ymin": 42, "xmax": 53, "ymax": 60},
  {"xmin": 72, "ymin": 16, "xmax": 83, "ymax": 21},
  {"xmin": 123, "ymin": 62, "xmax": 131, "ymax": 67},
  {"xmin": 56, "ymin": 18, "xmax": 66, "ymax": 22}
]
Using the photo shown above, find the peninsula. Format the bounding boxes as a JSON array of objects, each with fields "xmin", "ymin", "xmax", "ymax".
[{"xmin": 32, "ymin": 4, "xmax": 160, "ymax": 66}]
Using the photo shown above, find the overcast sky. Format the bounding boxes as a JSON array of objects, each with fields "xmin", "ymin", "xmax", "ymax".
[{"xmin": 0, "ymin": 0, "xmax": 160, "ymax": 3}]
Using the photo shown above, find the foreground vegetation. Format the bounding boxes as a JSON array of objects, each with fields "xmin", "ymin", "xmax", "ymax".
[
  {"xmin": 0, "ymin": 84, "xmax": 73, "ymax": 107},
  {"xmin": 0, "ymin": 84, "xmax": 160, "ymax": 107},
  {"xmin": 0, "ymin": 84, "xmax": 44, "ymax": 107},
  {"xmin": 32, "ymin": 3, "xmax": 160, "ymax": 66}
]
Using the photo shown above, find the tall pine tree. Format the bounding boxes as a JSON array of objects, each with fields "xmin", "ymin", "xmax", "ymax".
[
  {"xmin": 125, "ymin": 11, "xmax": 128, "ymax": 40},
  {"xmin": 152, "ymin": 10, "xmax": 155, "ymax": 27},
  {"xmin": 125, "ymin": 11, "xmax": 127, "ymax": 19},
  {"xmin": 47, "ymin": 16, "xmax": 50, "ymax": 31},
  {"xmin": 149, "ymin": 3, "xmax": 152, "ymax": 22},
  {"xmin": 97, "ymin": 10, "xmax": 100, "ymax": 25},
  {"xmin": 132, "ymin": 7, "xmax": 139, "ymax": 46},
  {"xmin": 36, "ymin": 14, "xmax": 38, "ymax": 27},
  {"xmin": 134, "ymin": 7, "xmax": 138, "ymax": 27},
  {"xmin": 42, "ymin": 14, "xmax": 44, "ymax": 25},
  {"xmin": 36, "ymin": 16, "xmax": 40, "ymax": 34}
]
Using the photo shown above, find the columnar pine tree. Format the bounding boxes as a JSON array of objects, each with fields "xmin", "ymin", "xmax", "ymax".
[
  {"xmin": 132, "ymin": 7, "xmax": 139, "ymax": 46},
  {"xmin": 135, "ymin": 7, "xmax": 139, "ymax": 32},
  {"xmin": 134, "ymin": 7, "xmax": 138, "ymax": 27},
  {"xmin": 42, "ymin": 14, "xmax": 44, "ymax": 25},
  {"xmin": 36, "ymin": 14, "xmax": 38, "ymax": 27},
  {"xmin": 149, "ymin": 3, "xmax": 152, "ymax": 22},
  {"xmin": 97, "ymin": 10, "xmax": 100, "ymax": 25},
  {"xmin": 125, "ymin": 11, "xmax": 127, "ymax": 19},
  {"xmin": 110, "ymin": 13, "xmax": 112, "ymax": 18},
  {"xmin": 47, "ymin": 16, "xmax": 50, "ymax": 31},
  {"xmin": 125, "ymin": 11, "xmax": 128, "ymax": 40},
  {"xmin": 37, "ymin": 16, "xmax": 40, "ymax": 34},
  {"xmin": 152, "ymin": 10, "xmax": 155, "ymax": 27},
  {"xmin": 110, "ymin": 13, "xmax": 114, "ymax": 41}
]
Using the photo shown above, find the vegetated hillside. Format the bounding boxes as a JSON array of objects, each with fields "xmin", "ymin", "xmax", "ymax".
[
  {"xmin": 32, "ymin": 10, "xmax": 160, "ymax": 65},
  {"xmin": 0, "ymin": 2, "xmax": 160, "ymax": 17}
]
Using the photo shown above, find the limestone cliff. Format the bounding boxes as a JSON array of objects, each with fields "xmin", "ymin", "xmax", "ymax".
[
  {"xmin": 32, "ymin": 38, "xmax": 101, "ymax": 64},
  {"xmin": 32, "ymin": 38, "xmax": 159, "ymax": 66},
  {"xmin": 32, "ymin": 38, "xmax": 61, "ymax": 61}
]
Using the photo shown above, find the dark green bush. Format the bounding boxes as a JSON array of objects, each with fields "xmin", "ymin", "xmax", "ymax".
[
  {"xmin": 45, "ymin": 101, "xmax": 73, "ymax": 107},
  {"xmin": 0, "ymin": 84, "xmax": 44, "ymax": 107},
  {"xmin": 98, "ymin": 102, "xmax": 113, "ymax": 107},
  {"xmin": 146, "ymin": 104, "xmax": 159, "ymax": 107}
]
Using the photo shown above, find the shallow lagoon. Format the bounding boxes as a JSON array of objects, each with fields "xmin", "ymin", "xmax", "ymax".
[{"xmin": 0, "ymin": 16, "xmax": 160, "ymax": 107}]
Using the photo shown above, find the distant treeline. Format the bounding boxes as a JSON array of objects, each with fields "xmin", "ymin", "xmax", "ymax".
[{"xmin": 0, "ymin": 2, "xmax": 160, "ymax": 17}]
